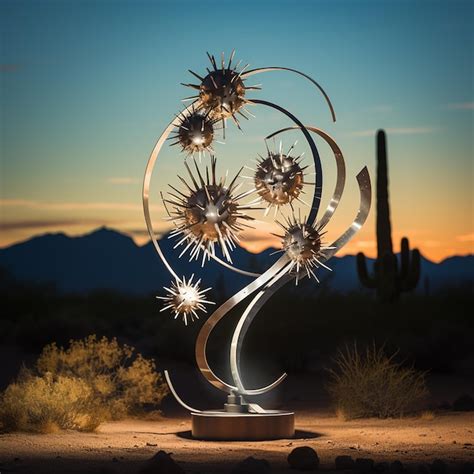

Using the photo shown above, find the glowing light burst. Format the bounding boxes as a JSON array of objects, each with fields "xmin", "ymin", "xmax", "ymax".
[
  {"xmin": 163, "ymin": 156, "xmax": 259, "ymax": 265},
  {"xmin": 273, "ymin": 215, "xmax": 335, "ymax": 285},
  {"xmin": 182, "ymin": 50, "xmax": 260, "ymax": 135},
  {"xmin": 169, "ymin": 107, "xmax": 221, "ymax": 160},
  {"xmin": 249, "ymin": 140, "xmax": 315, "ymax": 216},
  {"xmin": 157, "ymin": 275, "xmax": 215, "ymax": 325}
]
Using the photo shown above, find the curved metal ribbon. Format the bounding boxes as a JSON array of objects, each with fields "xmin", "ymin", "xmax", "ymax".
[
  {"xmin": 229, "ymin": 167, "xmax": 372, "ymax": 396},
  {"xmin": 250, "ymin": 100, "xmax": 323, "ymax": 226},
  {"xmin": 143, "ymin": 103, "xmax": 197, "ymax": 280},
  {"xmin": 265, "ymin": 126, "xmax": 346, "ymax": 231},
  {"xmin": 320, "ymin": 167, "xmax": 372, "ymax": 261},
  {"xmin": 143, "ymin": 105, "xmax": 260, "ymax": 280},
  {"xmin": 195, "ymin": 254, "xmax": 291, "ymax": 393},
  {"xmin": 192, "ymin": 99, "xmax": 324, "ymax": 395},
  {"xmin": 164, "ymin": 369, "xmax": 203, "ymax": 413},
  {"xmin": 242, "ymin": 67, "xmax": 336, "ymax": 123}
]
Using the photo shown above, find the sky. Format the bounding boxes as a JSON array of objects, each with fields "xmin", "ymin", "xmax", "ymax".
[{"xmin": 0, "ymin": 0, "xmax": 472, "ymax": 262}]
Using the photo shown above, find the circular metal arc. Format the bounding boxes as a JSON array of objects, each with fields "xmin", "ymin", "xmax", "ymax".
[
  {"xmin": 164, "ymin": 370, "xmax": 203, "ymax": 413},
  {"xmin": 243, "ymin": 67, "xmax": 336, "ymax": 122},
  {"xmin": 143, "ymin": 104, "xmax": 196, "ymax": 280},
  {"xmin": 250, "ymin": 99, "xmax": 323, "ymax": 227},
  {"xmin": 142, "ymin": 104, "xmax": 261, "ymax": 279},
  {"xmin": 320, "ymin": 166, "xmax": 372, "ymax": 262},
  {"xmin": 265, "ymin": 125, "xmax": 346, "ymax": 230}
]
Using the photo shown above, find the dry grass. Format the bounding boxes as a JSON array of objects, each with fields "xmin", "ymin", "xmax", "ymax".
[
  {"xmin": 0, "ymin": 335, "xmax": 169, "ymax": 433},
  {"xmin": 420, "ymin": 410, "xmax": 436, "ymax": 421},
  {"xmin": 327, "ymin": 343, "xmax": 428, "ymax": 420},
  {"xmin": 36, "ymin": 335, "xmax": 168, "ymax": 419},
  {"xmin": 0, "ymin": 371, "xmax": 103, "ymax": 433}
]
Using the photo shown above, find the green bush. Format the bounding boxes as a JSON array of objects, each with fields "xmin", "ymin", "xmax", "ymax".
[
  {"xmin": 0, "ymin": 335, "xmax": 168, "ymax": 432},
  {"xmin": 326, "ymin": 343, "xmax": 428, "ymax": 419}
]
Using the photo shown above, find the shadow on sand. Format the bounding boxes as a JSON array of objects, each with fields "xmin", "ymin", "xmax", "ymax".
[{"xmin": 176, "ymin": 428, "xmax": 322, "ymax": 441}]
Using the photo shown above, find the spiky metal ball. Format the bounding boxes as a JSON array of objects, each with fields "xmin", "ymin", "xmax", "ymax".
[
  {"xmin": 273, "ymin": 216, "xmax": 333, "ymax": 284},
  {"xmin": 182, "ymin": 51, "xmax": 258, "ymax": 132},
  {"xmin": 200, "ymin": 69, "xmax": 246, "ymax": 119},
  {"xmin": 184, "ymin": 186, "xmax": 238, "ymax": 241},
  {"xmin": 157, "ymin": 275, "xmax": 214, "ymax": 326},
  {"xmin": 283, "ymin": 222, "xmax": 321, "ymax": 264},
  {"xmin": 255, "ymin": 152, "xmax": 304, "ymax": 209},
  {"xmin": 170, "ymin": 110, "xmax": 215, "ymax": 156},
  {"xmin": 164, "ymin": 156, "xmax": 257, "ymax": 264}
]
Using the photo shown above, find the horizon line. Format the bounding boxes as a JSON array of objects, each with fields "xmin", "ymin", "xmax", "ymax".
[{"xmin": 1, "ymin": 225, "xmax": 472, "ymax": 266}]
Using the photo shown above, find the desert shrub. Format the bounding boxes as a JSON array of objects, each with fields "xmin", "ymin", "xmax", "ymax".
[
  {"xmin": 36, "ymin": 335, "xmax": 168, "ymax": 419},
  {"xmin": 0, "ymin": 335, "xmax": 168, "ymax": 433},
  {"xmin": 0, "ymin": 370, "xmax": 103, "ymax": 433},
  {"xmin": 326, "ymin": 343, "xmax": 428, "ymax": 419}
]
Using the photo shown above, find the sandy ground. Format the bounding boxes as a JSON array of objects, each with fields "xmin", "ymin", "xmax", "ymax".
[{"xmin": 0, "ymin": 411, "xmax": 473, "ymax": 473}]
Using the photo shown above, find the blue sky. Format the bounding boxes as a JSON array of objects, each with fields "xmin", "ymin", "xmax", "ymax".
[{"xmin": 1, "ymin": 0, "xmax": 472, "ymax": 260}]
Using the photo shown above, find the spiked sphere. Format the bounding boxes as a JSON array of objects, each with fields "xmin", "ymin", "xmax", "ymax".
[
  {"xmin": 200, "ymin": 69, "xmax": 246, "ymax": 119},
  {"xmin": 182, "ymin": 51, "xmax": 258, "ymax": 133},
  {"xmin": 184, "ymin": 186, "xmax": 238, "ymax": 241},
  {"xmin": 164, "ymin": 157, "xmax": 257, "ymax": 264},
  {"xmin": 172, "ymin": 110, "xmax": 215, "ymax": 156},
  {"xmin": 157, "ymin": 275, "xmax": 214, "ymax": 326},
  {"xmin": 283, "ymin": 222, "xmax": 321, "ymax": 264},
  {"xmin": 255, "ymin": 152, "xmax": 304, "ymax": 207},
  {"xmin": 273, "ymin": 215, "xmax": 333, "ymax": 285}
]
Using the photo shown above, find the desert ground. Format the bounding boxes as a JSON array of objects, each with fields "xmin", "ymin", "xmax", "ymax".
[{"xmin": 0, "ymin": 411, "xmax": 473, "ymax": 473}]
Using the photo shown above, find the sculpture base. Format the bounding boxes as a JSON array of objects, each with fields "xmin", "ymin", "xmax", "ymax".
[{"xmin": 191, "ymin": 410, "xmax": 294, "ymax": 441}]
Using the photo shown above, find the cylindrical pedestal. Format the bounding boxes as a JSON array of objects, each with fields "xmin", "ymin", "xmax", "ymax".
[{"xmin": 191, "ymin": 410, "xmax": 294, "ymax": 441}]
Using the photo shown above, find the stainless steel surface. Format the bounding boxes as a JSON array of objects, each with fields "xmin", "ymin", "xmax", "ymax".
[
  {"xmin": 320, "ymin": 166, "xmax": 372, "ymax": 261},
  {"xmin": 142, "ymin": 102, "xmax": 197, "ymax": 281},
  {"xmin": 164, "ymin": 369, "xmax": 203, "ymax": 413},
  {"xmin": 194, "ymin": 254, "xmax": 291, "ymax": 394},
  {"xmin": 242, "ymin": 66, "xmax": 336, "ymax": 122}
]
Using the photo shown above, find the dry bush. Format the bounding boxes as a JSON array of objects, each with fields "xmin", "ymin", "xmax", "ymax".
[
  {"xmin": 327, "ymin": 343, "xmax": 428, "ymax": 419},
  {"xmin": 37, "ymin": 335, "xmax": 168, "ymax": 419},
  {"xmin": 0, "ymin": 335, "xmax": 168, "ymax": 433},
  {"xmin": 0, "ymin": 371, "xmax": 103, "ymax": 433}
]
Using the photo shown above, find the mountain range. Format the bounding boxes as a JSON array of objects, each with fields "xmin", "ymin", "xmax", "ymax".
[{"xmin": 0, "ymin": 227, "xmax": 472, "ymax": 296}]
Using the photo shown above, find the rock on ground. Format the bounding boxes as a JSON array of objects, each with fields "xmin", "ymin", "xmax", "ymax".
[
  {"xmin": 335, "ymin": 455, "xmax": 355, "ymax": 470},
  {"xmin": 287, "ymin": 446, "xmax": 319, "ymax": 471},
  {"xmin": 231, "ymin": 456, "xmax": 271, "ymax": 474},
  {"xmin": 139, "ymin": 450, "xmax": 185, "ymax": 474}
]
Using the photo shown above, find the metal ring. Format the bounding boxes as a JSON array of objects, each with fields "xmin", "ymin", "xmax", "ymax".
[{"xmin": 242, "ymin": 67, "xmax": 336, "ymax": 122}]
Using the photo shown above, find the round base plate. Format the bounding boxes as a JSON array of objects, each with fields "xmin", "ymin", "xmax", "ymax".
[{"xmin": 191, "ymin": 410, "xmax": 294, "ymax": 441}]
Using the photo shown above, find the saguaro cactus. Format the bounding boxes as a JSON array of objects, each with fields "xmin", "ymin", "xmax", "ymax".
[{"xmin": 357, "ymin": 130, "xmax": 420, "ymax": 302}]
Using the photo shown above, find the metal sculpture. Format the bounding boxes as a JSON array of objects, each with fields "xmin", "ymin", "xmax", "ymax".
[{"xmin": 143, "ymin": 51, "xmax": 372, "ymax": 440}]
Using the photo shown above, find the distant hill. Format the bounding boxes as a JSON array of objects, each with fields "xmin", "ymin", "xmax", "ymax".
[{"xmin": 0, "ymin": 227, "xmax": 472, "ymax": 296}]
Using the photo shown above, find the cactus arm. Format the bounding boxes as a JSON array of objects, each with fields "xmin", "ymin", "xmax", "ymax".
[
  {"xmin": 401, "ymin": 248, "xmax": 421, "ymax": 291},
  {"xmin": 356, "ymin": 252, "xmax": 377, "ymax": 289},
  {"xmin": 400, "ymin": 237, "xmax": 410, "ymax": 279}
]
